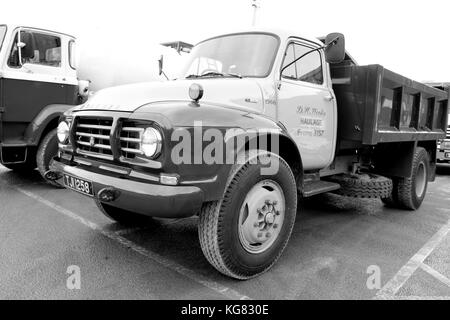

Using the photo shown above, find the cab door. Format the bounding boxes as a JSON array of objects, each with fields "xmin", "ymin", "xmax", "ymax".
[
  {"xmin": 0, "ymin": 29, "xmax": 73, "ymax": 141},
  {"xmin": 277, "ymin": 40, "xmax": 336, "ymax": 170}
]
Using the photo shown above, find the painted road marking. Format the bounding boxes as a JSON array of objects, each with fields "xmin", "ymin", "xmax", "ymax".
[
  {"xmin": 376, "ymin": 216, "xmax": 450, "ymax": 299},
  {"xmin": 378, "ymin": 296, "xmax": 450, "ymax": 300},
  {"xmin": 16, "ymin": 187, "xmax": 251, "ymax": 300},
  {"xmin": 114, "ymin": 227, "xmax": 149, "ymax": 236},
  {"xmin": 418, "ymin": 262, "xmax": 450, "ymax": 288}
]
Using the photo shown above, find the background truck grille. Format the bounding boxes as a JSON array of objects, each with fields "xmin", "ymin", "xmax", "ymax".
[
  {"xmin": 447, "ymin": 126, "xmax": 450, "ymax": 139},
  {"xmin": 120, "ymin": 121, "xmax": 144, "ymax": 160},
  {"xmin": 75, "ymin": 117, "xmax": 114, "ymax": 160}
]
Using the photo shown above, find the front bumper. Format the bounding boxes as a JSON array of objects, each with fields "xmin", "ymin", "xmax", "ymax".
[
  {"xmin": 50, "ymin": 158, "xmax": 204, "ymax": 218},
  {"xmin": 437, "ymin": 149, "xmax": 450, "ymax": 162}
]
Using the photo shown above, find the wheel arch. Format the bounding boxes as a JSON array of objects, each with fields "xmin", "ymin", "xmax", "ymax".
[
  {"xmin": 24, "ymin": 104, "xmax": 74, "ymax": 146},
  {"xmin": 238, "ymin": 132, "xmax": 304, "ymax": 190}
]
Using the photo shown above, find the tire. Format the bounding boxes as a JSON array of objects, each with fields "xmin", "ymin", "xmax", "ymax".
[
  {"xmin": 36, "ymin": 129, "xmax": 62, "ymax": 188},
  {"xmin": 95, "ymin": 198, "xmax": 153, "ymax": 225},
  {"xmin": 329, "ymin": 173, "xmax": 392, "ymax": 199},
  {"xmin": 198, "ymin": 150, "xmax": 298, "ymax": 280},
  {"xmin": 394, "ymin": 147, "xmax": 429, "ymax": 210}
]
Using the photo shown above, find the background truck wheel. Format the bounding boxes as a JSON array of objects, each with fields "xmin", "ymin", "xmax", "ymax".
[
  {"xmin": 95, "ymin": 198, "xmax": 153, "ymax": 225},
  {"xmin": 36, "ymin": 129, "xmax": 62, "ymax": 188},
  {"xmin": 386, "ymin": 147, "xmax": 429, "ymax": 210},
  {"xmin": 328, "ymin": 173, "xmax": 392, "ymax": 199},
  {"xmin": 198, "ymin": 151, "xmax": 297, "ymax": 280}
]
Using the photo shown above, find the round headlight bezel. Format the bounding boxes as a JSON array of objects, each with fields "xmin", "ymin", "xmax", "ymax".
[
  {"xmin": 57, "ymin": 121, "xmax": 70, "ymax": 144},
  {"xmin": 442, "ymin": 141, "xmax": 450, "ymax": 150},
  {"xmin": 140, "ymin": 127, "xmax": 163, "ymax": 158}
]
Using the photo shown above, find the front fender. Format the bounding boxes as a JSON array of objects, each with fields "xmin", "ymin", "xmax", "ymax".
[
  {"xmin": 24, "ymin": 104, "xmax": 76, "ymax": 146},
  {"xmin": 134, "ymin": 101, "xmax": 302, "ymax": 201}
]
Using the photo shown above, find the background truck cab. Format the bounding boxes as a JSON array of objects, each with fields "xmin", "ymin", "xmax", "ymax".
[
  {"xmin": 426, "ymin": 82, "xmax": 450, "ymax": 164},
  {"xmin": 0, "ymin": 24, "xmax": 192, "ymax": 185},
  {"xmin": 0, "ymin": 24, "xmax": 79, "ymax": 184}
]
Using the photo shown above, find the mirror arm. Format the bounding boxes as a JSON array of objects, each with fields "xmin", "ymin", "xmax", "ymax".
[
  {"xmin": 17, "ymin": 29, "xmax": 23, "ymax": 66},
  {"xmin": 279, "ymin": 36, "xmax": 341, "ymax": 80},
  {"xmin": 280, "ymin": 46, "xmax": 323, "ymax": 80},
  {"xmin": 160, "ymin": 70, "xmax": 169, "ymax": 81}
]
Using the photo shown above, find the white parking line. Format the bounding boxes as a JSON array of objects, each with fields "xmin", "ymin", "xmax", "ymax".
[
  {"xmin": 114, "ymin": 227, "xmax": 148, "ymax": 236},
  {"xmin": 376, "ymin": 216, "xmax": 450, "ymax": 299},
  {"xmin": 16, "ymin": 187, "xmax": 251, "ymax": 300},
  {"xmin": 418, "ymin": 262, "xmax": 450, "ymax": 288},
  {"xmin": 377, "ymin": 296, "xmax": 450, "ymax": 300}
]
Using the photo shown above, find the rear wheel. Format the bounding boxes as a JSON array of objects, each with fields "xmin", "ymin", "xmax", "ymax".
[
  {"xmin": 36, "ymin": 129, "xmax": 62, "ymax": 188},
  {"xmin": 95, "ymin": 199, "xmax": 153, "ymax": 225},
  {"xmin": 198, "ymin": 151, "xmax": 297, "ymax": 279},
  {"xmin": 383, "ymin": 147, "xmax": 429, "ymax": 210}
]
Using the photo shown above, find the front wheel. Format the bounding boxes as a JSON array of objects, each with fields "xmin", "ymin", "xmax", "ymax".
[
  {"xmin": 198, "ymin": 151, "xmax": 298, "ymax": 279},
  {"xmin": 36, "ymin": 129, "xmax": 62, "ymax": 188}
]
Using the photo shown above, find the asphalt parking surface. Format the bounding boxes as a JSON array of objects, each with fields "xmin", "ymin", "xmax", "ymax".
[{"xmin": 0, "ymin": 165, "xmax": 449, "ymax": 300}]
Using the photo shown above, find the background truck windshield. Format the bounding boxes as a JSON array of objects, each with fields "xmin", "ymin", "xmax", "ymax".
[
  {"xmin": 0, "ymin": 26, "xmax": 6, "ymax": 50},
  {"xmin": 182, "ymin": 33, "xmax": 279, "ymax": 78}
]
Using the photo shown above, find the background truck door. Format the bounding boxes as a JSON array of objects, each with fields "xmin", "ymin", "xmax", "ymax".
[
  {"xmin": 0, "ymin": 29, "xmax": 74, "ymax": 141},
  {"xmin": 277, "ymin": 41, "xmax": 336, "ymax": 170}
]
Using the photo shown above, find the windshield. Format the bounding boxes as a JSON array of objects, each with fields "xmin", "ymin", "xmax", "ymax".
[
  {"xmin": 0, "ymin": 26, "xmax": 6, "ymax": 50},
  {"xmin": 181, "ymin": 33, "xmax": 279, "ymax": 79}
]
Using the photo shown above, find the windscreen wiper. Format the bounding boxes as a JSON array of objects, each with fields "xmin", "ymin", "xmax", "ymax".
[{"xmin": 186, "ymin": 72, "xmax": 242, "ymax": 79}]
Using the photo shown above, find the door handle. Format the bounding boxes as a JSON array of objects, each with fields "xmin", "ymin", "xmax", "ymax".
[{"xmin": 324, "ymin": 94, "xmax": 334, "ymax": 101}]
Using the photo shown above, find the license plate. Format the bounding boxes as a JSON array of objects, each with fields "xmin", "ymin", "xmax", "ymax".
[
  {"xmin": 63, "ymin": 174, "xmax": 94, "ymax": 197},
  {"xmin": 445, "ymin": 152, "xmax": 450, "ymax": 159}
]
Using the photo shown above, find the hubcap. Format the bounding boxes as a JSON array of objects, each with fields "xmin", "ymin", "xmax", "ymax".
[
  {"xmin": 415, "ymin": 162, "xmax": 426, "ymax": 198},
  {"xmin": 238, "ymin": 180, "xmax": 285, "ymax": 254}
]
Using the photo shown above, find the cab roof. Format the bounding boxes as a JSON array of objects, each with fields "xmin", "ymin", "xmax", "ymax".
[
  {"xmin": 0, "ymin": 23, "xmax": 76, "ymax": 39},
  {"xmin": 197, "ymin": 27, "xmax": 324, "ymax": 47}
]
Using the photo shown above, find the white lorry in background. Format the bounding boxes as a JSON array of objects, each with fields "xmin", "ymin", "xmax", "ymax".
[
  {"xmin": 0, "ymin": 24, "xmax": 190, "ymax": 185},
  {"xmin": 426, "ymin": 82, "xmax": 450, "ymax": 164}
]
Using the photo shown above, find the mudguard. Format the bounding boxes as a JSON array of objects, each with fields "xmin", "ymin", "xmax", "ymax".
[
  {"xmin": 24, "ymin": 104, "xmax": 76, "ymax": 146},
  {"xmin": 133, "ymin": 101, "xmax": 303, "ymax": 201}
]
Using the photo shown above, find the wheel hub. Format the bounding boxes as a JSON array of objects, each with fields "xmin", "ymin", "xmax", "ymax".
[{"xmin": 238, "ymin": 180, "xmax": 285, "ymax": 254}]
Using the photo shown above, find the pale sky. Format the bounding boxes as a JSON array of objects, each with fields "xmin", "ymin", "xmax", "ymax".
[{"xmin": 1, "ymin": 0, "xmax": 449, "ymax": 82}]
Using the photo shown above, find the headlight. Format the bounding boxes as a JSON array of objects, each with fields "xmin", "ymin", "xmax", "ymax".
[
  {"xmin": 442, "ymin": 141, "xmax": 450, "ymax": 150},
  {"xmin": 140, "ymin": 127, "xmax": 162, "ymax": 158},
  {"xmin": 57, "ymin": 121, "xmax": 70, "ymax": 144}
]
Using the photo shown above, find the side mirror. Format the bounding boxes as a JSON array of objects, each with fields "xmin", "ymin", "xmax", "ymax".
[
  {"xmin": 325, "ymin": 33, "xmax": 345, "ymax": 64},
  {"xmin": 158, "ymin": 55, "xmax": 164, "ymax": 76},
  {"xmin": 18, "ymin": 32, "xmax": 36, "ymax": 60}
]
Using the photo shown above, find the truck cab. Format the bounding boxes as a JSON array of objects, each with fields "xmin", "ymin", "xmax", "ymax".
[
  {"xmin": 50, "ymin": 28, "xmax": 449, "ymax": 279},
  {"xmin": 426, "ymin": 82, "xmax": 450, "ymax": 164},
  {"xmin": 0, "ymin": 24, "xmax": 79, "ymax": 182}
]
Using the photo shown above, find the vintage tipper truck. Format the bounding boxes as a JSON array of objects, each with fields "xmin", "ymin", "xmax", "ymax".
[{"xmin": 49, "ymin": 29, "xmax": 449, "ymax": 279}]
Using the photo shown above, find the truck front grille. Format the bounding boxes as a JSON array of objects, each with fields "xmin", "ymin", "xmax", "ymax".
[
  {"xmin": 120, "ymin": 121, "xmax": 144, "ymax": 160},
  {"xmin": 74, "ymin": 117, "xmax": 114, "ymax": 161},
  {"xmin": 447, "ymin": 126, "xmax": 450, "ymax": 139}
]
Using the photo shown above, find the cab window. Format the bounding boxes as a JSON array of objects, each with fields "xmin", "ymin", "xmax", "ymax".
[
  {"xmin": 8, "ymin": 31, "xmax": 62, "ymax": 68},
  {"xmin": 282, "ymin": 42, "xmax": 324, "ymax": 85}
]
